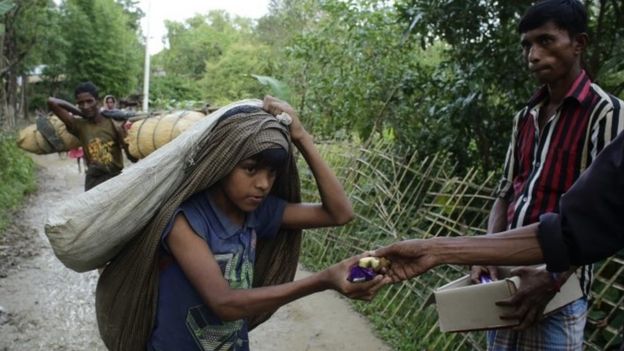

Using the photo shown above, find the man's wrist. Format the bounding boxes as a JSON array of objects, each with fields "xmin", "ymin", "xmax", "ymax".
[{"xmin": 428, "ymin": 237, "xmax": 458, "ymax": 267}]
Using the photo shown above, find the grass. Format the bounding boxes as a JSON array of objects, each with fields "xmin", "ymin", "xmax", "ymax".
[{"xmin": 0, "ymin": 132, "xmax": 37, "ymax": 233}]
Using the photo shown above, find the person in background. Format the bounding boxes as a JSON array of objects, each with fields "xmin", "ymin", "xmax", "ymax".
[
  {"xmin": 67, "ymin": 146, "xmax": 84, "ymax": 173},
  {"xmin": 48, "ymin": 81, "xmax": 137, "ymax": 190},
  {"xmin": 102, "ymin": 95, "xmax": 117, "ymax": 111},
  {"xmin": 468, "ymin": 0, "xmax": 623, "ymax": 349}
]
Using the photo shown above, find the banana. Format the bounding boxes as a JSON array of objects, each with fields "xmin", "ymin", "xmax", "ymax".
[{"xmin": 358, "ymin": 257, "xmax": 391, "ymax": 272}]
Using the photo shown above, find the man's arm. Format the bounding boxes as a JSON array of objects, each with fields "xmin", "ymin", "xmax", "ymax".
[
  {"xmin": 375, "ymin": 225, "xmax": 544, "ymax": 283},
  {"xmin": 470, "ymin": 197, "xmax": 509, "ymax": 282},
  {"xmin": 47, "ymin": 97, "xmax": 82, "ymax": 132}
]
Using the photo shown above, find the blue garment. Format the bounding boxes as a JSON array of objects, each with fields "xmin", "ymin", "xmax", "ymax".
[
  {"xmin": 487, "ymin": 297, "xmax": 588, "ymax": 351},
  {"xmin": 148, "ymin": 190, "xmax": 287, "ymax": 351}
]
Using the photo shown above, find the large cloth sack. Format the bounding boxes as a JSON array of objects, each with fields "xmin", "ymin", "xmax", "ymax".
[
  {"xmin": 17, "ymin": 115, "xmax": 80, "ymax": 154},
  {"xmin": 45, "ymin": 100, "xmax": 302, "ymax": 350},
  {"xmin": 44, "ymin": 104, "xmax": 239, "ymax": 272},
  {"xmin": 127, "ymin": 110, "xmax": 206, "ymax": 159}
]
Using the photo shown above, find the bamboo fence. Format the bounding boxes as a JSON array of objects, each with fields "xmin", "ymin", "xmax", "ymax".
[{"xmin": 297, "ymin": 140, "xmax": 624, "ymax": 351}]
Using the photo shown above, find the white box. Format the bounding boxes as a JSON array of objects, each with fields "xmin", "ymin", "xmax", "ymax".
[{"xmin": 433, "ymin": 266, "xmax": 583, "ymax": 332}]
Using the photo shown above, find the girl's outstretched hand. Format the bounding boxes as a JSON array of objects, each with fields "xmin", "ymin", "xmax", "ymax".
[{"xmin": 323, "ymin": 254, "xmax": 391, "ymax": 301}]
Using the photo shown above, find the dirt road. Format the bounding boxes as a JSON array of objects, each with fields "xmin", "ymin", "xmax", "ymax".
[{"xmin": 0, "ymin": 154, "xmax": 390, "ymax": 351}]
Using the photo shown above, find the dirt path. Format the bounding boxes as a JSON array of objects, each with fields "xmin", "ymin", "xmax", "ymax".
[{"xmin": 0, "ymin": 154, "xmax": 390, "ymax": 351}]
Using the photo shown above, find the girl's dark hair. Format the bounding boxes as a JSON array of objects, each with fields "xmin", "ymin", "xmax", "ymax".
[
  {"xmin": 250, "ymin": 148, "xmax": 289, "ymax": 170},
  {"xmin": 518, "ymin": 0, "xmax": 587, "ymax": 36},
  {"xmin": 220, "ymin": 105, "xmax": 264, "ymax": 120},
  {"xmin": 75, "ymin": 81, "xmax": 100, "ymax": 100}
]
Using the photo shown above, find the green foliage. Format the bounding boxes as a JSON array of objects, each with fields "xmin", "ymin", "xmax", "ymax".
[
  {"xmin": 267, "ymin": 0, "xmax": 624, "ymax": 172},
  {"xmin": 0, "ymin": 134, "xmax": 36, "ymax": 232},
  {"xmin": 24, "ymin": 3, "xmax": 70, "ymax": 105},
  {"xmin": 149, "ymin": 74, "xmax": 203, "ymax": 109},
  {"xmin": 263, "ymin": 0, "xmax": 524, "ymax": 171},
  {"xmin": 4, "ymin": 1, "xmax": 51, "ymax": 73},
  {"xmin": 158, "ymin": 12, "xmax": 242, "ymax": 79},
  {"xmin": 56, "ymin": 0, "xmax": 143, "ymax": 98},
  {"xmin": 279, "ymin": 0, "xmax": 427, "ymax": 142},
  {"xmin": 150, "ymin": 11, "xmax": 276, "ymax": 106},
  {"xmin": 0, "ymin": 0, "xmax": 14, "ymax": 33},
  {"xmin": 251, "ymin": 75, "xmax": 292, "ymax": 103},
  {"xmin": 255, "ymin": 0, "xmax": 321, "ymax": 57},
  {"xmin": 391, "ymin": 0, "xmax": 624, "ymax": 171},
  {"xmin": 0, "ymin": 0, "xmax": 13, "ymax": 14},
  {"xmin": 200, "ymin": 41, "xmax": 272, "ymax": 105}
]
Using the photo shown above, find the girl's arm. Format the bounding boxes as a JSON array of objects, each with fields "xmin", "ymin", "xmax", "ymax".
[
  {"xmin": 167, "ymin": 214, "xmax": 387, "ymax": 321},
  {"xmin": 262, "ymin": 96, "xmax": 354, "ymax": 229}
]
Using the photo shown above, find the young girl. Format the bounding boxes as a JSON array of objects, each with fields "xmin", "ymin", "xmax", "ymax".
[{"xmin": 147, "ymin": 96, "xmax": 388, "ymax": 350}]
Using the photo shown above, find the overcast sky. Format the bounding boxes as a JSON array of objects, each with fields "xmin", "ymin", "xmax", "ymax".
[{"xmin": 138, "ymin": 0, "xmax": 271, "ymax": 54}]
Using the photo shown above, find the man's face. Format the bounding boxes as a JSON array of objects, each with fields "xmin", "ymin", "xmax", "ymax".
[
  {"xmin": 106, "ymin": 98, "xmax": 115, "ymax": 110},
  {"xmin": 520, "ymin": 21, "xmax": 582, "ymax": 84},
  {"xmin": 75, "ymin": 92, "xmax": 99, "ymax": 119}
]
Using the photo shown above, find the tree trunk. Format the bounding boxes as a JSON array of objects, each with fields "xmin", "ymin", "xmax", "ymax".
[
  {"xmin": 6, "ymin": 65, "xmax": 18, "ymax": 129},
  {"xmin": 1, "ymin": 1, "xmax": 37, "ymax": 130},
  {"xmin": 0, "ymin": 21, "xmax": 6, "ymax": 129},
  {"xmin": 20, "ymin": 74, "xmax": 28, "ymax": 122}
]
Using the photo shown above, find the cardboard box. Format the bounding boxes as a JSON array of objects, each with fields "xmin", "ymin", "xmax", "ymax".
[{"xmin": 433, "ymin": 266, "xmax": 583, "ymax": 332}]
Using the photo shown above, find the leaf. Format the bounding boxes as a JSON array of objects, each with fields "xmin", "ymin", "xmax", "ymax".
[
  {"xmin": 588, "ymin": 309, "xmax": 607, "ymax": 321},
  {"xmin": 0, "ymin": 0, "xmax": 13, "ymax": 34},
  {"xmin": 0, "ymin": 0, "xmax": 14, "ymax": 16},
  {"xmin": 250, "ymin": 74, "xmax": 292, "ymax": 103}
]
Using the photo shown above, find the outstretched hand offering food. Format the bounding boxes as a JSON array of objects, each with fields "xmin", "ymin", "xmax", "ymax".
[{"xmin": 348, "ymin": 257, "xmax": 391, "ymax": 282}]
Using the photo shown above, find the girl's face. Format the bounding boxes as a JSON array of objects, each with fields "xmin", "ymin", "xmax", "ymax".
[{"xmin": 217, "ymin": 158, "xmax": 278, "ymax": 217}]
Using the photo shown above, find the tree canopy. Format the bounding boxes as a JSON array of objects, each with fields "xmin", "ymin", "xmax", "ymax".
[{"xmin": 2, "ymin": 0, "xmax": 623, "ymax": 172}]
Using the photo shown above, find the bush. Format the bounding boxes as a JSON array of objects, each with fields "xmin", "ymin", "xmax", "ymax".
[{"xmin": 0, "ymin": 133, "xmax": 37, "ymax": 232}]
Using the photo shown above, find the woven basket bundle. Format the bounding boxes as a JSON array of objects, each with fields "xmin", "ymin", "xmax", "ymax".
[
  {"xmin": 127, "ymin": 110, "xmax": 206, "ymax": 159},
  {"xmin": 17, "ymin": 115, "xmax": 81, "ymax": 154}
]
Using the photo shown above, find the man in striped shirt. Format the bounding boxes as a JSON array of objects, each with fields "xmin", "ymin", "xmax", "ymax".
[{"xmin": 470, "ymin": 0, "xmax": 624, "ymax": 350}]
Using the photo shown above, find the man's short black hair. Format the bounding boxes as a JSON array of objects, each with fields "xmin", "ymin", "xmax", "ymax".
[
  {"xmin": 518, "ymin": 0, "xmax": 588, "ymax": 36},
  {"xmin": 75, "ymin": 81, "xmax": 99, "ymax": 100}
]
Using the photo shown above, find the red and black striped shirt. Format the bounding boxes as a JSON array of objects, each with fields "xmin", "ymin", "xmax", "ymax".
[{"xmin": 498, "ymin": 70, "xmax": 624, "ymax": 294}]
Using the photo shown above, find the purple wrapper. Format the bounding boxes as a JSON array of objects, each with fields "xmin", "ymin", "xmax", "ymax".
[
  {"xmin": 347, "ymin": 266, "xmax": 377, "ymax": 282},
  {"xmin": 479, "ymin": 274, "xmax": 492, "ymax": 284}
]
